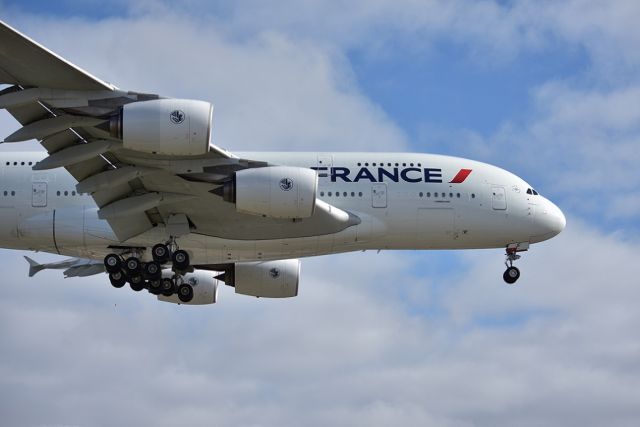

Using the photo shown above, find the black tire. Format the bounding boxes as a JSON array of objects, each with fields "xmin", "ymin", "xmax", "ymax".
[
  {"xmin": 177, "ymin": 283, "xmax": 194, "ymax": 303},
  {"xmin": 144, "ymin": 261, "xmax": 162, "ymax": 279},
  {"xmin": 152, "ymin": 244, "xmax": 170, "ymax": 263},
  {"xmin": 161, "ymin": 278, "xmax": 175, "ymax": 296},
  {"xmin": 124, "ymin": 257, "xmax": 141, "ymax": 274},
  {"xmin": 172, "ymin": 250, "xmax": 190, "ymax": 271},
  {"xmin": 109, "ymin": 271, "xmax": 126, "ymax": 288},
  {"xmin": 503, "ymin": 266, "xmax": 520, "ymax": 284},
  {"xmin": 129, "ymin": 275, "xmax": 145, "ymax": 292},
  {"xmin": 104, "ymin": 253, "xmax": 122, "ymax": 273},
  {"xmin": 148, "ymin": 279, "xmax": 162, "ymax": 294}
]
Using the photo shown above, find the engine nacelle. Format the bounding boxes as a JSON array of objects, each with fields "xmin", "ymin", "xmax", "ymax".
[
  {"xmin": 222, "ymin": 259, "xmax": 300, "ymax": 298},
  {"xmin": 157, "ymin": 270, "xmax": 219, "ymax": 305},
  {"xmin": 111, "ymin": 98, "xmax": 213, "ymax": 156},
  {"xmin": 215, "ymin": 166, "xmax": 317, "ymax": 218}
]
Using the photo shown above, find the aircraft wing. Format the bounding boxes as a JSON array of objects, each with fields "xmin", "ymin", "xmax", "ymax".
[{"xmin": 0, "ymin": 21, "xmax": 359, "ymax": 242}]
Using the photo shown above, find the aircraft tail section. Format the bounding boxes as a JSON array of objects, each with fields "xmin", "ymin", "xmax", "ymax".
[{"xmin": 24, "ymin": 256, "xmax": 44, "ymax": 277}]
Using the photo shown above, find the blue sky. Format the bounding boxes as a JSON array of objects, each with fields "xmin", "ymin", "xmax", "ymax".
[{"xmin": 1, "ymin": 1, "xmax": 640, "ymax": 426}]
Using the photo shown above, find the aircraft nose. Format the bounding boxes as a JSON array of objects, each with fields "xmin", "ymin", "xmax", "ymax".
[
  {"xmin": 547, "ymin": 201, "xmax": 566, "ymax": 235},
  {"xmin": 532, "ymin": 198, "xmax": 566, "ymax": 241}
]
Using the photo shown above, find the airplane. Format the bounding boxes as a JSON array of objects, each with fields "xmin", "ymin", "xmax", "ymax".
[{"xmin": 0, "ymin": 20, "xmax": 565, "ymax": 306}]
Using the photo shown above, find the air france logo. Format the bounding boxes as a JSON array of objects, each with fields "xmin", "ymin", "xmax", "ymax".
[
  {"xmin": 279, "ymin": 177, "xmax": 294, "ymax": 191},
  {"xmin": 170, "ymin": 110, "xmax": 186, "ymax": 124},
  {"xmin": 310, "ymin": 166, "xmax": 472, "ymax": 184},
  {"xmin": 269, "ymin": 268, "xmax": 280, "ymax": 279}
]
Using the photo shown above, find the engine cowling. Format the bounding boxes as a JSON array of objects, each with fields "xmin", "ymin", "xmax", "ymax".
[
  {"xmin": 111, "ymin": 98, "xmax": 213, "ymax": 156},
  {"xmin": 222, "ymin": 259, "xmax": 300, "ymax": 298},
  {"xmin": 215, "ymin": 166, "xmax": 317, "ymax": 218},
  {"xmin": 157, "ymin": 270, "xmax": 219, "ymax": 305}
]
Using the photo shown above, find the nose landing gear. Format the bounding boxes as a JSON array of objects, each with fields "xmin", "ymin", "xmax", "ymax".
[{"xmin": 503, "ymin": 242, "xmax": 529, "ymax": 284}]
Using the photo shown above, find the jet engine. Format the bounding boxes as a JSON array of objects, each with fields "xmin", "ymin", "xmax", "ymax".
[
  {"xmin": 220, "ymin": 259, "xmax": 300, "ymax": 298},
  {"xmin": 157, "ymin": 270, "xmax": 219, "ymax": 305},
  {"xmin": 214, "ymin": 166, "xmax": 317, "ymax": 219},
  {"xmin": 110, "ymin": 98, "xmax": 213, "ymax": 156}
]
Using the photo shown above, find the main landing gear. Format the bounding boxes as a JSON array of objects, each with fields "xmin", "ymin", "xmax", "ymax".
[
  {"xmin": 104, "ymin": 240, "xmax": 194, "ymax": 302},
  {"xmin": 503, "ymin": 242, "xmax": 529, "ymax": 284}
]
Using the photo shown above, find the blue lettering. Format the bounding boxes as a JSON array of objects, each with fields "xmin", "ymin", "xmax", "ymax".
[
  {"xmin": 424, "ymin": 168, "xmax": 442, "ymax": 183},
  {"xmin": 354, "ymin": 167, "xmax": 377, "ymax": 182},
  {"xmin": 377, "ymin": 167, "xmax": 399, "ymax": 183},
  {"xmin": 331, "ymin": 167, "xmax": 352, "ymax": 182},
  {"xmin": 400, "ymin": 167, "xmax": 422, "ymax": 183}
]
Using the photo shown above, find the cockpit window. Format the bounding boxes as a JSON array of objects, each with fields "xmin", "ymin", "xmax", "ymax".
[
  {"xmin": 526, "ymin": 188, "xmax": 540, "ymax": 196},
  {"xmin": 526, "ymin": 188, "xmax": 532, "ymax": 195}
]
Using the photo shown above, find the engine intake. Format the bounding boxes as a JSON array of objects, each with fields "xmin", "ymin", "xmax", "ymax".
[
  {"xmin": 111, "ymin": 98, "xmax": 213, "ymax": 156},
  {"xmin": 221, "ymin": 259, "xmax": 300, "ymax": 298},
  {"xmin": 214, "ymin": 166, "xmax": 317, "ymax": 219}
]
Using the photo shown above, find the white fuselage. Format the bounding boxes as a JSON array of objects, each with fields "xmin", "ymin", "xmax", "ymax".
[{"xmin": 0, "ymin": 151, "xmax": 565, "ymax": 264}]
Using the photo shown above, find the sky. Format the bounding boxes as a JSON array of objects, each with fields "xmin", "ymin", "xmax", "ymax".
[{"xmin": 0, "ymin": 1, "xmax": 639, "ymax": 426}]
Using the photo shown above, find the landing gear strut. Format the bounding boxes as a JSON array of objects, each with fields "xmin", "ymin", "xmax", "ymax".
[{"xmin": 503, "ymin": 243, "xmax": 528, "ymax": 284}]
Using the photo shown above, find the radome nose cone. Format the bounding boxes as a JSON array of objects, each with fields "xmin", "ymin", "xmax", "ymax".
[
  {"xmin": 531, "ymin": 198, "xmax": 566, "ymax": 243},
  {"xmin": 546, "ymin": 200, "xmax": 566, "ymax": 237}
]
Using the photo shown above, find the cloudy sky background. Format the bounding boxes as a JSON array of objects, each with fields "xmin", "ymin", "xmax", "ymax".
[{"xmin": 0, "ymin": 1, "xmax": 639, "ymax": 426}]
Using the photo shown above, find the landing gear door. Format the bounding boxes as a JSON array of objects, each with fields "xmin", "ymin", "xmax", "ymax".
[
  {"xmin": 372, "ymin": 183, "xmax": 387, "ymax": 208},
  {"xmin": 491, "ymin": 186, "xmax": 507, "ymax": 210},
  {"xmin": 32, "ymin": 182, "xmax": 47, "ymax": 207}
]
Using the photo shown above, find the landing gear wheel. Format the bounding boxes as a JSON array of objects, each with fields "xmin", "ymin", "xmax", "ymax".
[
  {"xmin": 124, "ymin": 257, "xmax": 141, "ymax": 275},
  {"xmin": 503, "ymin": 266, "xmax": 521, "ymax": 284},
  {"xmin": 177, "ymin": 283, "xmax": 194, "ymax": 303},
  {"xmin": 152, "ymin": 244, "xmax": 170, "ymax": 263},
  {"xmin": 109, "ymin": 271, "xmax": 126, "ymax": 288},
  {"xmin": 148, "ymin": 279, "xmax": 162, "ymax": 295},
  {"xmin": 172, "ymin": 250, "xmax": 190, "ymax": 271},
  {"xmin": 104, "ymin": 254, "xmax": 122, "ymax": 273},
  {"xmin": 144, "ymin": 261, "xmax": 162, "ymax": 279},
  {"xmin": 161, "ymin": 278, "xmax": 175, "ymax": 296},
  {"xmin": 129, "ymin": 274, "xmax": 145, "ymax": 292}
]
